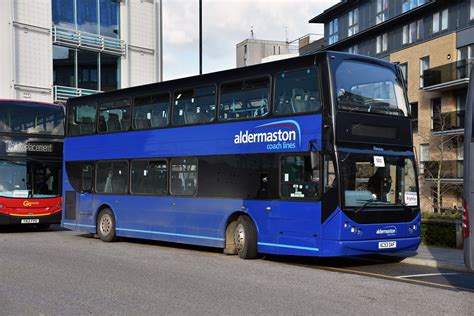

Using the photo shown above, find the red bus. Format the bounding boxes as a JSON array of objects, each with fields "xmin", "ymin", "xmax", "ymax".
[{"xmin": 0, "ymin": 99, "xmax": 64, "ymax": 229}]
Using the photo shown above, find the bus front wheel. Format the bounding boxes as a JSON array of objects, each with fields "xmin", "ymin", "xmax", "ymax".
[
  {"xmin": 234, "ymin": 216, "xmax": 258, "ymax": 259},
  {"xmin": 97, "ymin": 208, "xmax": 118, "ymax": 242}
]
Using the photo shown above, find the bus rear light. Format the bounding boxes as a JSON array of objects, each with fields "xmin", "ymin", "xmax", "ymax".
[{"xmin": 463, "ymin": 199, "xmax": 470, "ymax": 239}]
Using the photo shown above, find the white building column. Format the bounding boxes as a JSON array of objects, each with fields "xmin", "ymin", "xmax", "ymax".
[{"xmin": 0, "ymin": 0, "xmax": 14, "ymax": 99}]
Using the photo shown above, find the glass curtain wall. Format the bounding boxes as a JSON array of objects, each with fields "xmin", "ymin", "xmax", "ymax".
[
  {"xmin": 53, "ymin": 46, "xmax": 119, "ymax": 91},
  {"xmin": 52, "ymin": 0, "xmax": 120, "ymax": 91},
  {"xmin": 52, "ymin": 0, "xmax": 119, "ymax": 38}
]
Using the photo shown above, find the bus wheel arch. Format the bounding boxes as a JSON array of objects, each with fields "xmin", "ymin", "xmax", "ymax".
[
  {"xmin": 96, "ymin": 205, "xmax": 118, "ymax": 242},
  {"xmin": 224, "ymin": 212, "xmax": 258, "ymax": 259}
]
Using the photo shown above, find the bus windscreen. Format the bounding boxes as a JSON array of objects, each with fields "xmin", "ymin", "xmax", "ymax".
[
  {"xmin": 335, "ymin": 61, "xmax": 408, "ymax": 117},
  {"xmin": 0, "ymin": 101, "xmax": 64, "ymax": 135}
]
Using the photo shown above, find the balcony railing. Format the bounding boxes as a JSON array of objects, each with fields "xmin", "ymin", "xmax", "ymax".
[
  {"xmin": 53, "ymin": 85, "xmax": 102, "ymax": 103},
  {"xmin": 423, "ymin": 59, "xmax": 472, "ymax": 90},
  {"xmin": 52, "ymin": 26, "xmax": 125, "ymax": 56},
  {"xmin": 423, "ymin": 160, "xmax": 463, "ymax": 181},
  {"xmin": 431, "ymin": 110, "xmax": 465, "ymax": 134}
]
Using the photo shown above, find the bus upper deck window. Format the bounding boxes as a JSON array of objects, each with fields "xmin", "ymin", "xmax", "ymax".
[
  {"xmin": 274, "ymin": 68, "xmax": 321, "ymax": 116},
  {"xmin": 219, "ymin": 77, "xmax": 270, "ymax": 121},
  {"xmin": 133, "ymin": 93, "xmax": 170, "ymax": 130},
  {"xmin": 173, "ymin": 85, "xmax": 216, "ymax": 126},
  {"xmin": 98, "ymin": 99, "xmax": 131, "ymax": 133}
]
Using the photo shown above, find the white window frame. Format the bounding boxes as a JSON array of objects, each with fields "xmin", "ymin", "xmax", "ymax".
[
  {"xmin": 432, "ymin": 12, "xmax": 439, "ymax": 33},
  {"xmin": 399, "ymin": 63, "xmax": 408, "ymax": 84},
  {"xmin": 376, "ymin": 33, "xmax": 388, "ymax": 54},
  {"xmin": 348, "ymin": 45, "xmax": 358, "ymax": 54},
  {"xmin": 419, "ymin": 143, "xmax": 430, "ymax": 174},
  {"xmin": 403, "ymin": 20, "xmax": 422, "ymax": 45},
  {"xmin": 441, "ymin": 8, "xmax": 448, "ymax": 31},
  {"xmin": 376, "ymin": 0, "xmax": 388, "ymax": 24},
  {"xmin": 471, "ymin": 0, "xmax": 474, "ymax": 20},
  {"xmin": 433, "ymin": 9, "xmax": 449, "ymax": 33},
  {"xmin": 348, "ymin": 8, "xmax": 359, "ymax": 36},
  {"xmin": 328, "ymin": 18, "xmax": 338, "ymax": 45},
  {"xmin": 419, "ymin": 56, "xmax": 429, "ymax": 88}
]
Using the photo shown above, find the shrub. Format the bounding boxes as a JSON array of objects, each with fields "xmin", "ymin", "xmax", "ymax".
[{"xmin": 421, "ymin": 219, "xmax": 457, "ymax": 248}]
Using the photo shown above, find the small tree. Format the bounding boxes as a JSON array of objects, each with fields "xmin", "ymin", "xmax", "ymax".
[{"xmin": 419, "ymin": 110, "xmax": 462, "ymax": 213}]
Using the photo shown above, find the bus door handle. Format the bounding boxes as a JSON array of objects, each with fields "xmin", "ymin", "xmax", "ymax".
[{"xmin": 265, "ymin": 206, "xmax": 272, "ymax": 212}]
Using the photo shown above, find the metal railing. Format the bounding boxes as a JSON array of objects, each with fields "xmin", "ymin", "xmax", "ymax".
[
  {"xmin": 431, "ymin": 110, "xmax": 465, "ymax": 133},
  {"xmin": 423, "ymin": 58, "xmax": 473, "ymax": 88},
  {"xmin": 53, "ymin": 85, "xmax": 102, "ymax": 103},
  {"xmin": 52, "ymin": 26, "xmax": 125, "ymax": 56},
  {"xmin": 423, "ymin": 160, "xmax": 464, "ymax": 180}
]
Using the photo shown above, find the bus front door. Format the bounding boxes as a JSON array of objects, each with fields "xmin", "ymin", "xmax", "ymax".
[{"xmin": 77, "ymin": 163, "xmax": 95, "ymax": 228}]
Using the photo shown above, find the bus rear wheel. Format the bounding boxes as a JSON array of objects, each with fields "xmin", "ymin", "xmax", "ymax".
[
  {"xmin": 234, "ymin": 216, "xmax": 258, "ymax": 259},
  {"xmin": 97, "ymin": 208, "xmax": 117, "ymax": 242}
]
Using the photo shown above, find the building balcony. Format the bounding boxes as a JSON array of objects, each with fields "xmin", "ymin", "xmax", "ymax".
[
  {"xmin": 431, "ymin": 110, "xmax": 465, "ymax": 136},
  {"xmin": 423, "ymin": 160, "xmax": 463, "ymax": 184},
  {"xmin": 52, "ymin": 26, "xmax": 125, "ymax": 56},
  {"xmin": 423, "ymin": 59, "xmax": 472, "ymax": 92},
  {"xmin": 53, "ymin": 85, "xmax": 102, "ymax": 103}
]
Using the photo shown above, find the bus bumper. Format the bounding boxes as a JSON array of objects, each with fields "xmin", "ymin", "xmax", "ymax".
[
  {"xmin": 0, "ymin": 211, "xmax": 62, "ymax": 226},
  {"xmin": 319, "ymin": 236, "xmax": 421, "ymax": 257}
]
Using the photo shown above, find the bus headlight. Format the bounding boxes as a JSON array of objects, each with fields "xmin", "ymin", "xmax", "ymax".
[
  {"xmin": 344, "ymin": 222, "xmax": 349, "ymax": 229},
  {"xmin": 357, "ymin": 229, "xmax": 363, "ymax": 236},
  {"xmin": 412, "ymin": 224, "xmax": 417, "ymax": 231},
  {"xmin": 351, "ymin": 227, "xmax": 356, "ymax": 233}
]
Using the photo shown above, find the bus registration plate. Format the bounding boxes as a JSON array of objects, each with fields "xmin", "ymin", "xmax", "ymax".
[
  {"xmin": 378, "ymin": 241, "xmax": 396, "ymax": 249},
  {"xmin": 21, "ymin": 219, "xmax": 39, "ymax": 224}
]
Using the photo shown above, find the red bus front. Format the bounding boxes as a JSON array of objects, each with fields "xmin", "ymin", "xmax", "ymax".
[
  {"xmin": 0, "ymin": 196, "xmax": 62, "ymax": 227},
  {"xmin": 0, "ymin": 99, "xmax": 64, "ymax": 228}
]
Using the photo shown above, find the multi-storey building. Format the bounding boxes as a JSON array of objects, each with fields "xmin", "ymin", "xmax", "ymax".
[
  {"xmin": 236, "ymin": 38, "xmax": 292, "ymax": 67},
  {"xmin": 0, "ymin": 0, "xmax": 162, "ymax": 103},
  {"xmin": 307, "ymin": 0, "xmax": 474, "ymax": 213}
]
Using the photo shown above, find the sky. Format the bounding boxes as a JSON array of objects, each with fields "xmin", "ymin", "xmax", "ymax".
[{"xmin": 162, "ymin": 0, "xmax": 338, "ymax": 80}]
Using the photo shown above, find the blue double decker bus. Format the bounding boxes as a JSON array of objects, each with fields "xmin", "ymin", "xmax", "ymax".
[{"xmin": 62, "ymin": 51, "xmax": 420, "ymax": 259}]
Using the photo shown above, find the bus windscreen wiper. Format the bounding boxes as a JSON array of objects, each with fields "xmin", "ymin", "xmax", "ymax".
[
  {"xmin": 391, "ymin": 202, "xmax": 414, "ymax": 212},
  {"xmin": 354, "ymin": 199, "xmax": 391, "ymax": 213}
]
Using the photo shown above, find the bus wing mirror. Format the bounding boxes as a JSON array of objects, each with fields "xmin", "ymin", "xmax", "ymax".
[{"xmin": 309, "ymin": 139, "xmax": 320, "ymax": 152}]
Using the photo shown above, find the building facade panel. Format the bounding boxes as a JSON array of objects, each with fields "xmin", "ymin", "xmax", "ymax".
[
  {"xmin": 14, "ymin": 0, "xmax": 52, "ymax": 29},
  {"xmin": 128, "ymin": 49, "xmax": 156, "ymax": 87},
  {"xmin": 0, "ymin": 0, "xmax": 162, "ymax": 103}
]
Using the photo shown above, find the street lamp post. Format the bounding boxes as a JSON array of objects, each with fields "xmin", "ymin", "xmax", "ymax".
[{"xmin": 199, "ymin": 0, "xmax": 202, "ymax": 75}]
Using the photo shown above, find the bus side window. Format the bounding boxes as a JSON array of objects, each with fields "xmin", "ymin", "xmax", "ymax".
[
  {"xmin": 68, "ymin": 104, "xmax": 96, "ymax": 136},
  {"xmin": 81, "ymin": 163, "xmax": 94, "ymax": 192},
  {"xmin": 173, "ymin": 86, "xmax": 216, "ymax": 126},
  {"xmin": 280, "ymin": 155, "xmax": 319, "ymax": 199},
  {"xmin": 98, "ymin": 99, "xmax": 131, "ymax": 133},
  {"xmin": 133, "ymin": 93, "xmax": 170, "ymax": 130},
  {"xmin": 96, "ymin": 161, "xmax": 129, "ymax": 194},
  {"xmin": 219, "ymin": 77, "xmax": 270, "ymax": 121},
  {"xmin": 274, "ymin": 68, "xmax": 321, "ymax": 116},
  {"xmin": 170, "ymin": 158, "xmax": 197, "ymax": 196},
  {"xmin": 131, "ymin": 160, "xmax": 168, "ymax": 195}
]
